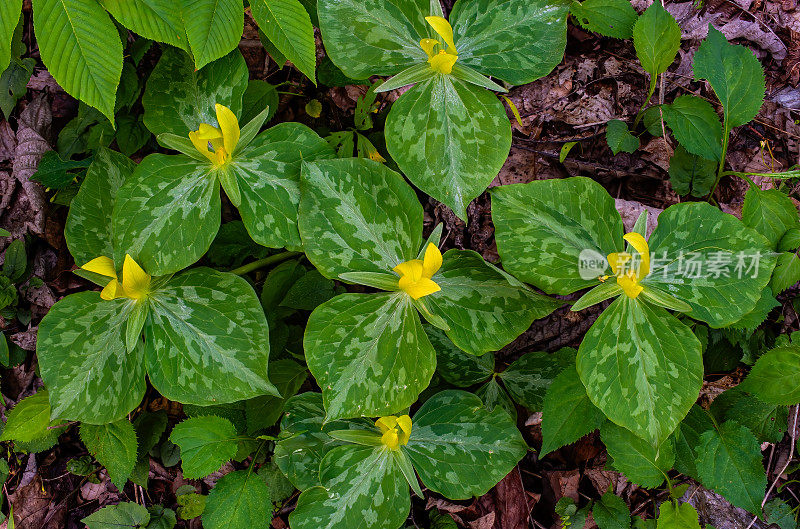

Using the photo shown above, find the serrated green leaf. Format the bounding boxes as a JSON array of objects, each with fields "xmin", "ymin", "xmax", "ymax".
[
  {"xmin": 0, "ymin": 390, "xmax": 54, "ymax": 443},
  {"xmin": 428, "ymin": 326, "xmax": 494, "ymax": 387},
  {"xmin": 170, "ymin": 416, "xmax": 238, "ymax": 479},
  {"xmin": 696, "ymin": 421, "xmax": 766, "ymax": 514},
  {"xmin": 764, "ymin": 499, "xmax": 797, "ymax": 529},
  {"xmin": 643, "ymin": 202, "xmax": 776, "ymax": 327},
  {"xmin": 251, "ymin": 0, "xmax": 316, "ymax": 82},
  {"xmin": 668, "ymin": 145, "xmax": 717, "ymax": 197},
  {"xmin": 260, "ymin": 461, "xmax": 295, "ymax": 504},
  {"xmin": 771, "ymin": 251, "xmax": 800, "ymax": 294},
  {"xmin": 606, "ymin": 119, "xmax": 639, "ymax": 154},
  {"xmin": 112, "ymin": 155, "xmax": 220, "ymax": 276},
  {"xmin": 38, "ymin": 293, "xmax": 146, "ymax": 424},
  {"xmin": 491, "ymin": 176, "xmax": 624, "ymax": 295},
  {"xmin": 741, "ymin": 186, "xmax": 800, "ymax": 250},
  {"xmin": 672, "ymin": 404, "xmax": 713, "ymax": 480},
  {"xmin": 405, "ymin": 390, "xmax": 527, "ymax": 499},
  {"xmin": 143, "ymin": 47, "xmax": 248, "ymax": 137},
  {"xmin": 32, "ymin": 0, "xmax": 122, "ymax": 122},
  {"xmin": 729, "ymin": 287, "xmax": 779, "ymax": 332},
  {"xmin": 146, "ymin": 505, "xmax": 177, "ymax": 529},
  {"xmin": 656, "ymin": 502, "xmax": 700, "ymax": 529},
  {"xmin": 82, "ymin": 502, "xmax": 150, "ymax": 529},
  {"xmin": 145, "ymin": 268, "xmax": 277, "ymax": 405},
  {"xmin": 580, "ymin": 297, "xmax": 702, "ymax": 444},
  {"xmin": 740, "ymin": 346, "xmax": 800, "ymax": 404},
  {"xmin": 476, "ymin": 377, "xmax": 516, "ymax": 419},
  {"xmin": 304, "ymin": 292, "xmax": 435, "ymax": 420},
  {"xmin": 498, "ymin": 348, "xmax": 574, "ymax": 411},
  {"xmin": 662, "ymin": 95, "xmax": 723, "ymax": 162},
  {"xmin": 0, "ymin": 1, "xmax": 21, "ymax": 71},
  {"xmin": 723, "ymin": 391, "xmax": 788, "ymax": 443},
  {"xmin": 100, "ymin": 0, "xmax": 188, "ymax": 51},
  {"xmin": 385, "ymin": 76, "xmax": 510, "ymax": 220},
  {"xmin": 176, "ymin": 491, "xmax": 206, "ymax": 520},
  {"xmin": 569, "ymin": 0, "xmax": 637, "ymax": 39},
  {"xmin": 693, "ymin": 26, "xmax": 765, "ymax": 129},
  {"xmin": 594, "ymin": 490, "xmax": 631, "ymax": 529},
  {"xmin": 633, "ymin": 2, "xmax": 680, "ymax": 82},
  {"xmin": 601, "ymin": 421, "xmax": 675, "ymax": 488},
  {"xmin": 540, "ymin": 365, "xmax": 605, "ymax": 456},
  {"xmin": 202, "ymin": 470, "xmax": 271, "ymax": 529},
  {"xmin": 81, "ymin": 419, "xmax": 138, "ymax": 490},
  {"xmin": 133, "ymin": 410, "xmax": 168, "ymax": 459},
  {"xmin": 299, "ymin": 158, "xmax": 422, "ymax": 279},
  {"xmin": 245, "ymin": 359, "xmax": 308, "ymax": 433},
  {"xmin": 181, "ymin": 0, "xmax": 243, "ymax": 70}
]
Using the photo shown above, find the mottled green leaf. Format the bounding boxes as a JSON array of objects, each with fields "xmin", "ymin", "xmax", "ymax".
[
  {"xmin": 656, "ymin": 502, "xmax": 700, "ymax": 529},
  {"xmin": 317, "ymin": 0, "xmax": 428, "ymax": 78},
  {"xmin": 232, "ymin": 123, "xmax": 333, "ymax": 251},
  {"xmin": 143, "ymin": 47, "xmax": 248, "ymax": 137},
  {"xmin": 540, "ymin": 365, "xmax": 605, "ymax": 456},
  {"xmin": 739, "ymin": 346, "xmax": 800, "ymax": 404},
  {"xmin": 251, "ymin": 0, "xmax": 316, "ymax": 82},
  {"xmin": 499, "ymin": 348, "xmax": 574, "ymax": 411},
  {"xmin": 594, "ymin": 490, "xmax": 631, "ymax": 529},
  {"xmin": 405, "ymin": 390, "xmax": 527, "ymax": 499},
  {"xmin": 606, "ymin": 119, "xmax": 639, "ymax": 154},
  {"xmin": 668, "ymin": 145, "xmax": 717, "ymax": 198},
  {"xmin": 202, "ymin": 470, "xmax": 271, "ymax": 529},
  {"xmin": 569, "ymin": 0, "xmax": 637, "ymax": 39},
  {"xmin": 170, "ymin": 416, "xmax": 238, "ymax": 479},
  {"xmin": 476, "ymin": 377, "xmax": 516, "ymax": 419},
  {"xmin": 82, "ymin": 502, "xmax": 150, "ymax": 529},
  {"xmin": 492, "ymin": 176, "xmax": 624, "ymax": 294},
  {"xmin": 662, "ymin": 95, "xmax": 723, "ymax": 162},
  {"xmin": 428, "ymin": 326, "xmax": 494, "ymax": 387},
  {"xmin": 299, "ymin": 158, "xmax": 422, "ymax": 279},
  {"xmin": 633, "ymin": 2, "xmax": 680, "ymax": 81},
  {"xmin": 112, "ymin": 155, "xmax": 219, "ymax": 276},
  {"xmin": 450, "ymin": 0, "xmax": 568, "ymax": 85},
  {"xmin": 601, "ymin": 421, "xmax": 675, "ymax": 488},
  {"xmin": 694, "ymin": 26, "xmax": 765, "ymax": 129},
  {"xmin": 304, "ymin": 293, "xmax": 435, "ymax": 420},
  {"xmin": 181, "ymin": 0, "xmax": 243, "ymax": 70},
  {"xmin": 38, "ymin": 293, "xmax": 146, "ymax": 424},
  {"xmin": 81, "ymin": 419, "xmax": 138, "ymax": 490},
  {"xmin": 245, "ymin": 359, "xmax": 308, "ymax": 433},
  {"xmin": 386, "ymin": 76, "xmax": 510, "ymax": 220},
  {"xmin": 696, "ymin": 421, "xmax": 766, "ymax": 513},
  {"xmin": 579, "ymin": 297, "xmax": 703, "ymax": 444},
  {"xmin": 100, "ymin": 0, "xmax": 188, "ymax": 51},
  {"xmin": 144, "ymin": 268, "xmax": 276, "ymax": 405},
  {"xmin": 0, "ymin": 1, "xmax": 21, "ymax": 71},
  {"xmin": 741, "ymin": 186, "xmax": 799, "ymax": 250},
  {"xmin": 643, "ymin": 202, "xmax": 776, "ymax": 327}
]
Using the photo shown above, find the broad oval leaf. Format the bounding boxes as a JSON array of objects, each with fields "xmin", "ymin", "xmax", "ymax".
[
  {"xmin": 170, "ymin": 416, "xmax": 239, "ymax": 479},
  {"xmin": 386, "ymin": 76, "xmax": 511, "ymax": 220},
  {"xmin": 643, "ymin": 201, "xmax": 776, "ymax": 327},
  {"xmin": 578, "ymin": 297, "xmax": 703, "ymax": 445},
  {"xmin": 112, "ymin": 154, "xmax": 220, "ymax": 276},
  {"xmin": 82, "ymin": 502, "xmax": 151, "ymax": 529},
  {"xmin": 143, "ymin": 47, "xmax": 248, "ymax": 137},
  {"xmin": 144, "ymin": 268, "xmax": 277, "ymax": 405},
  {"xmin": 491, "ymin": 176, "xmax": 624, "ymax": 295},
  {"xmin": 32, "ymin": 0, "xmax": 122, "ymax": 122},
  {"xmin": 251, "ymin": 0, "xmax": 316, "ymax": 82},
  {"xmin": 657, "ymin": 502, "xmax": 701, "ymax": 529},
  {"xmin": 741, "ymin": 185, "xmax": 800, "ymax": 250},
  {"xmin": 304, "ymin": 292, "xmax": 435, "ymax": 420},
  {"xmin": 80, "ymin": 418, "xmax": 138, "ymax": 490},
  {"xmin": 37, "ymin": 292, "xmax": 146, "ymax": 424},
  {"xmin": 202, "ymin": 470, "xmax": 272, "ymax": 529},
  {"xmin": 569, "ymin": 0, "xmax": 638, "ymax": 40},
  {"xmin": 632, "ymin": 2, "xmax": 681, "ymax": 80},
  {"xmin": 0, "ymin": 390, "xmax": 55, "ymax": 443},
  {"xmin": 600, "ymin": 421, "xmax": 675, "ymax": 488},
  {"xmin": 66, "ymin": 148, "xmax": 135, "ymax": 266},
  {"xmin": 450, "ymin": 0, "xmax": 568, "ymax": 85},
  {"xmin": 405, "ymin": 390, "xmax": 527, "ymax": 499},
  {"xmin": 181, "ymin": 0, "xmax": 244, "ymax": 70},
  {"xmin": 661, "ymin": 95, "xmax": 723, "ymax": 162},
  {"xmin": 100, "ymin": 0, "xmax": 189, "ymax": 51},
  {"xmin": 317, "ymin": 0, "xmax": 429, "ymax": 78},
  {"xmin": 739, "ymin": 346, "xmax": 800, "ymax": 405},
  {"xmin": 232, "ymin": 123, "xmax": 334, "ymax": 251},
  {"xmin": 606, "ymin": 119, "xmax": 639, "ymax": 154},
  {"xmin": 299, "ymin": 158, "xmax": 422, "ymax": 279},
  {"xmin": 668, "ymin": 145, "xmax": 717, "ymax": 198}
]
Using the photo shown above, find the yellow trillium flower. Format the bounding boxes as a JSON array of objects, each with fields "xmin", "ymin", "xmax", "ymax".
[
  {"xmin": 188, "ymin": 104, "xmax": 240, "ymax": 167},
  {"xmin": 375, "ymin": 415, "xmax": 412, "ymax": 449},
  {"xmin": 393, "ymin": 243, "xmax": 442, "ymax": 300},
  {"xmin": 81, "ymin": 254, "xmax": 151, "ymax": 301},
  {"xmin": 420, "ymin": 16, "xmax": 458, "ymax": 74},
  {"xmin": 606, "ymin": 233, "xmax": 650, "ymax": 299}
]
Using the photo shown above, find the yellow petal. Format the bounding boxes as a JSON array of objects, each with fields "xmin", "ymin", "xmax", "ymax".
[
  {"xmin": 606, "ymin": 251, "xmax": 631, "ymax": 277},
  {"xmin": 419, "ymin": 38, "xmax": 439, "ymax": 57},
  {"xmin": 196, "ymin": 123, "xmax": 223, "ymax": 140},
  {"xmin": 375, "ymin": 416, "xmax": 398, "ymax": 433},
  {"xmin": 189, "ymin": 130, "xmax": 216, "ymax": 163},
  {"xmin": 215, "ymin": 104, "xmax": 240, "ymax": 156},
  {"xmin": 623, "ymin": 232, "xmax": 650, "ymax": 278},
  {"xmin": 381, "ymin": 428, "xmax": 400, "ymax": 449},
  {"xmin": 421, "ymin": 243, "xmax": 442, "ymax": 278},
  {"xmin": 100, "ymin": 278, "xmax": 123, "ymax": 300},
  {"xmin": 428, "ymin": 51, "xmax": 457, "ymax": 75},
  {"xmin": 393, "ymin": 260, "xmax": 424, "ymax": 282},
  {"xmin": 121, "ymin": 254, "xmax": 151, "ymax": 300},
  {"xmin": 617, "ymin": 273, "xmax": 643, "ymax": 299},
  {"xmin": 399, "ymin": 276, "xmax": 441, "ymax": 300},
  {"xmin": 425, "ymin": 16, "xmax": 456, "ymax": 52},
  {"xmin": 81, "ymin": 256, "xmax": 117, "ymax": 278},
  {"xmin": 396, "ymin": 415, "xmax": 412, "ymax": 445}
]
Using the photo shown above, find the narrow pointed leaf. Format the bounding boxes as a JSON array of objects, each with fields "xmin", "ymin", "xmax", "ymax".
[
  {"xmin": 181, "ymin": 0, "xmax": 243, "ymax": 69},
  {"xmin": 100, "ymin": 0, "xmax": 189, "ymax": 51},
  {"xmin": 251, "ymin": 0, "xmax": 316, "ymax": 83},
  {"xmin": 0, "ymin": 1, "xmax": 21, "ymax": 71}
]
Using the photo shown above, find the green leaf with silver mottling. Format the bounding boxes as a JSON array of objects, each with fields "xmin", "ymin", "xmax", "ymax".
[
  {"xmin": 145, "ymin": 268, "xmax": 277, "ymax": 406},
  {"xmin": 170, "ymin": 416, "xmax": 239, "ymax": 479},
  {"xmin": 143, "ymin": 47, "xmax": 248, "ymax": 137},
  {"xmin": 643, "ymin": 201, "xmax": 776, "ymax": 327},
  {"xmin": 290, "ymin": 445, "xmax": 409, "ymax": 529},
  {"xmin": 739, "ymin": 346, "xmax": 800, "ymax": 405},
  {"xmin": 299, "ymin": 158, "xmax": 422, "ymax": 279},
  {"xmin": 245, "ymin": 359, "xmax": 308, "ymax": 433},
  {"xmin": 499, "ymin": 348, "xmax": 575, "ymax": 411},
  {"xmin": 661, "ymin": 95, "xmax": 723, "ymax": 162},
  {"xmin": 232, "ymin": 123, "xmax": 334, "ymax": 251},
  {"xmin": 741, "ymin": 185, "xmax": 800, "ymax": 250},
  {"xmin": 540, "ymin": 366, "xmax": 605, "ymax": 456},
  {"xmin": 317, "ymin": 0, "xmax": 428, "ymax": 79},
  {"xmin": 66, "ymin": 148, "xmax": 135, "ymax": 265},
  {"xmin": 405, "ymin": 390, "xmax": 527, "ymax": 499},
  {"xmin": 579, "ymin": 297, "xmax": 703, "ymax": 445},
  {"xmin": 657, "ymin": 502, "xmax": 701, "ymax": 529},
  {"xmin": 80, "ymin": 418, "xmax": 138, "ymax": 490},
  {"xmin": 428, "ymin": 326, "xmax": 494, "ymax": 387},
  {"xmin": 100, "ymin": 0, "xmax": 189, "ymax": 51},
  {"xmin": 476, "ymin": 377, "xmax": 516, "ymax": 419},
  {"xmin": 82, "ymin": 502, "xmax": 150, "ymax": 529},
  {"xmin": 181, "ymin": 0, "xmax": 243, "ymax": 70},
  {"xmin": 492, "ymin": 177, "xmax": 624, "ymax": 295},
  {"xmin": 112, "ymin": 154, "xmax": 220, "ymax": 277},
  {"xmin": 601, "ymin": 421, "xmax": 675, "ymax": 488},
  {"xmin": 386, "ymin": 76, "xmax": 510, "ymax": 220},
  {"xmin": 425, "ymin": 249, "xmax": 560, "ymax": 355},
  {"xmin": 37, "ymin": 292, "xmax": 146, "ymax": 424},
  {"xmin": 304, "ymin": 293, "xmax": 435, "ymax": 420},
  {"xmin": 450, "ymin": 0, "xmax": 568, "ymax": 85},
  {"xmin": 695, "ymin": 421, "xmax": 766, "ymax": 513},
  {"xmin": 202, "ymin": 470, "xmax": 271, "ymax": 529}
]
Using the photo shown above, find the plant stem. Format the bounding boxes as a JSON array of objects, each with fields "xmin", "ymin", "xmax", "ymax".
[
  {"xmin": 633, "ymin": 78, "xmax": 658, "ymax": 129},
  {"xmin": 230, "ymin": 251, "xmax": 302, "ymax": 276},
  {"xmin": 707, "ymin": 122, "xmax": 731, "ymax": 202}
]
